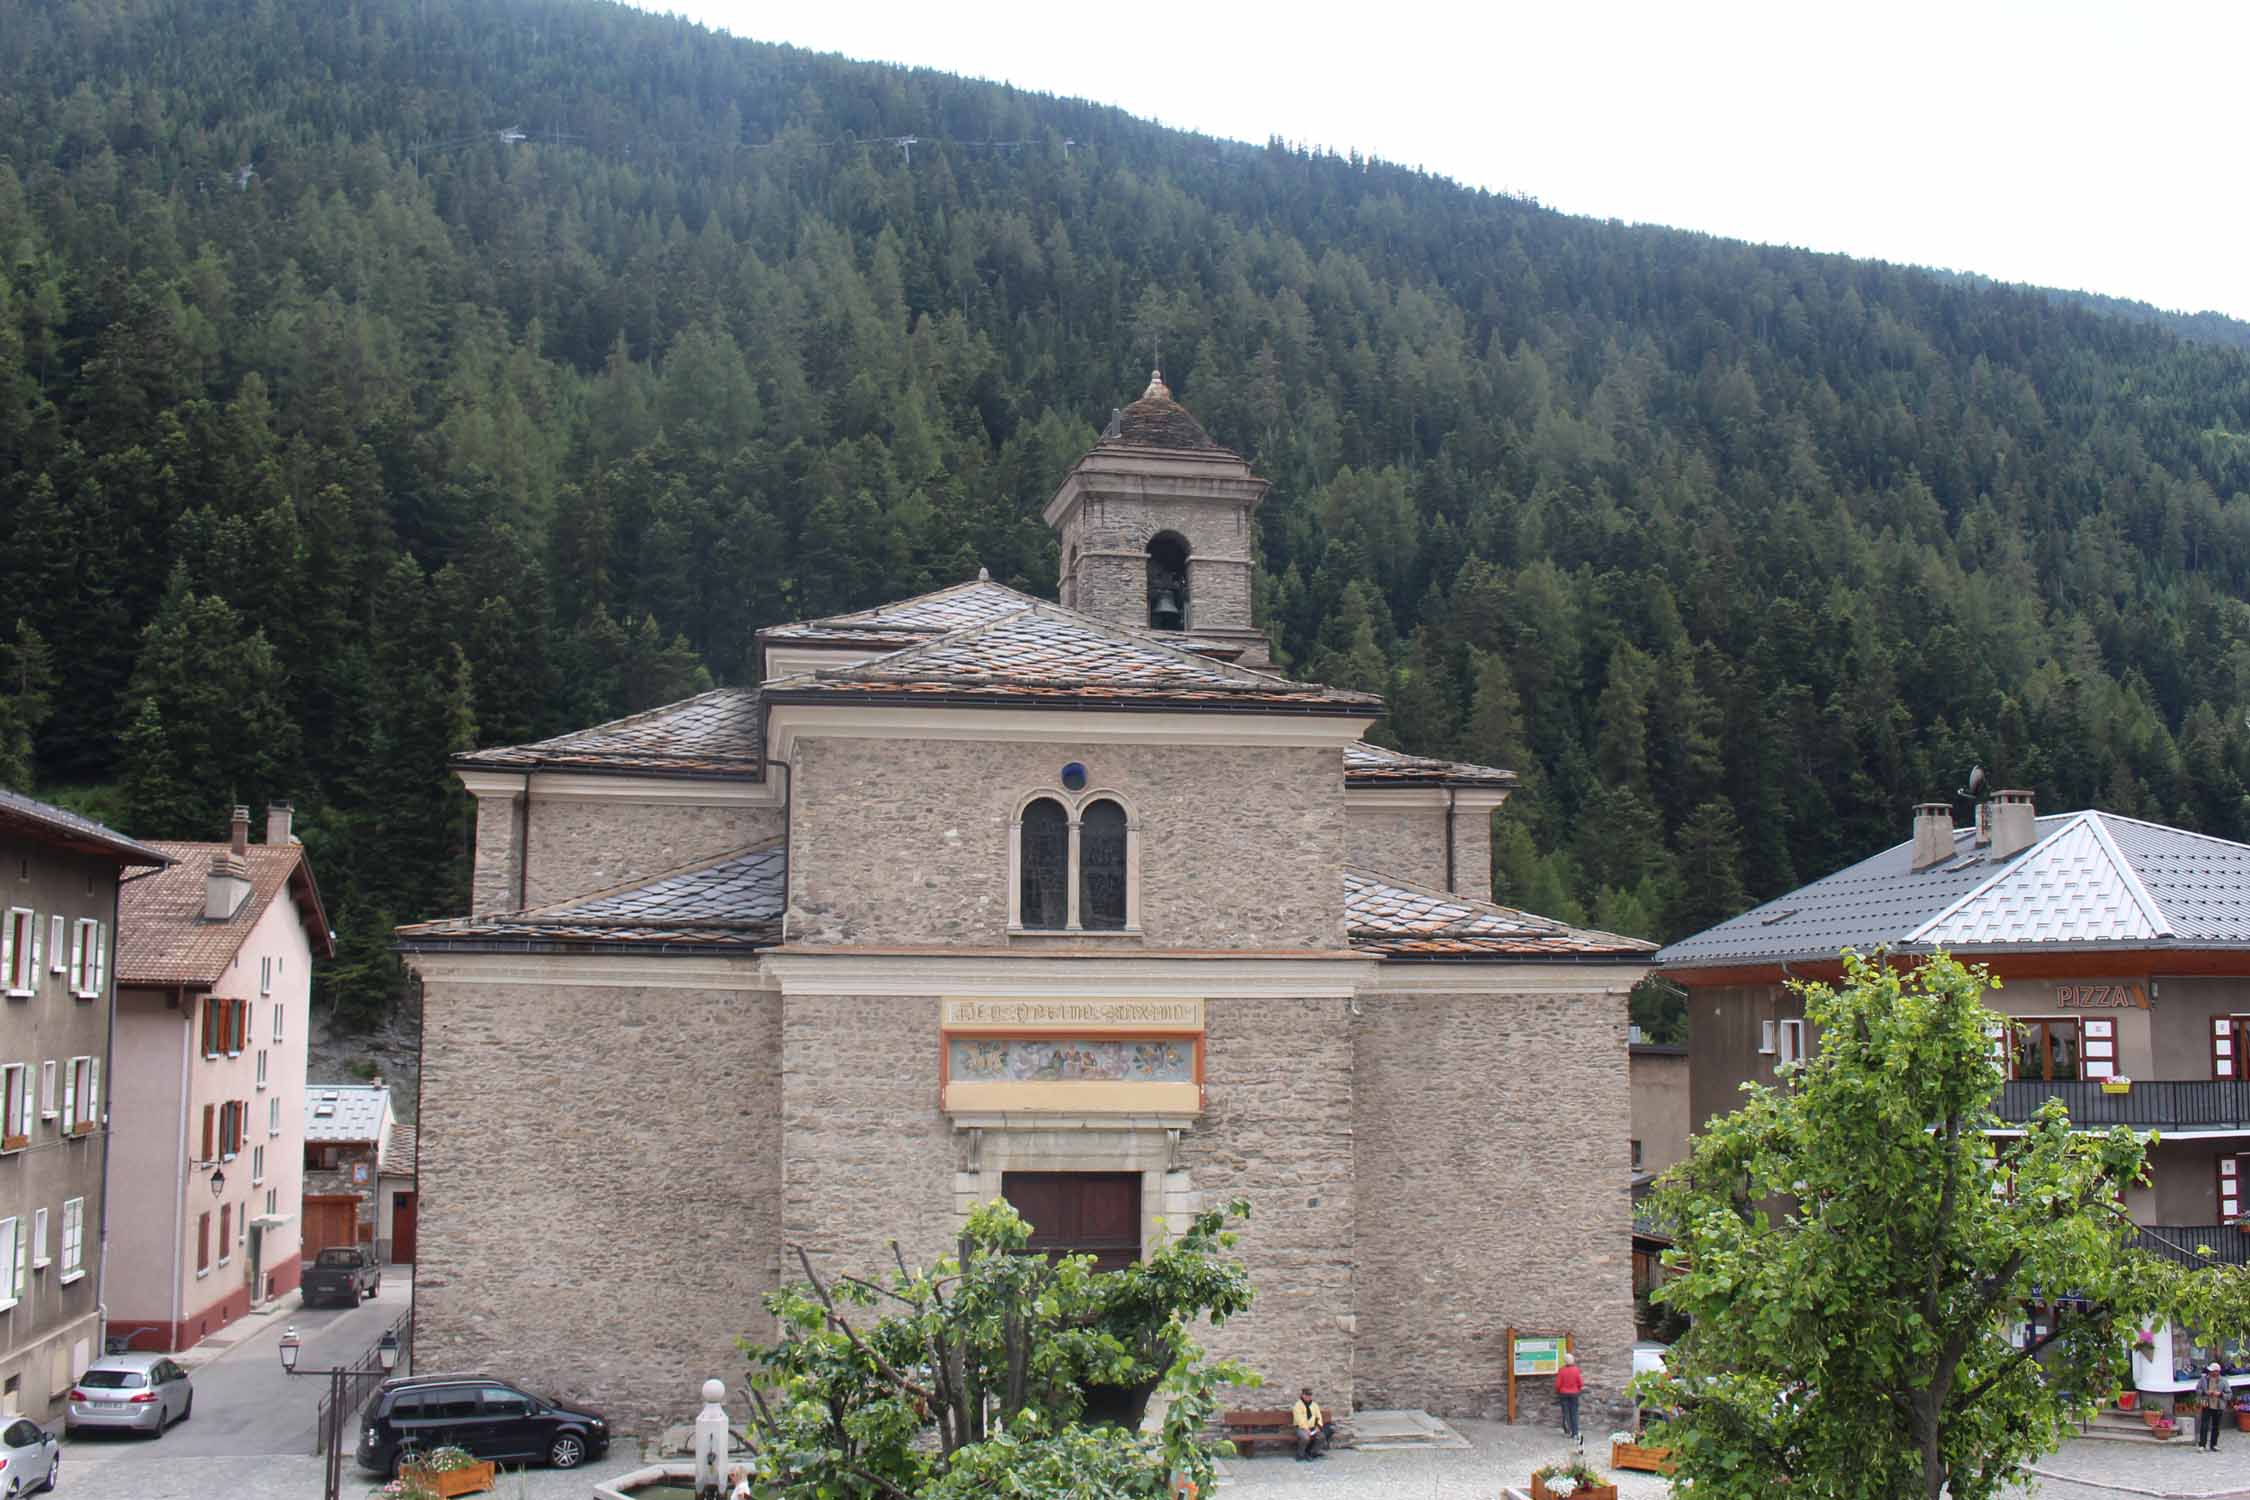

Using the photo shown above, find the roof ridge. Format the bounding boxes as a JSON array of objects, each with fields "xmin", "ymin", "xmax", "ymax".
[
  {"xmin": 821, "ymin": 598, "xmax": 1314, "ymax": 691},
  {"xmin": 2081, "ymin": 813, "xmax": 2176, "ymax": 939},
  {"xmin": 1905, "ymin": 813, "xmax": 2092, "ymax": 946},
  {"xmin": 501, "ymin": 685, "xmax": 754, "ymax": 754},
  {"xmin": 783, "ymin": 576, "xmax": 1045, "ymax": 632},
  {"xmin": 2090, "ymin": 809, "xmax": 2250, "ymax": 854}
]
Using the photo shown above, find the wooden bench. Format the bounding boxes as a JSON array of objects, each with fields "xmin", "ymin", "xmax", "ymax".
[{"xmin": 1220, "ymin": 1409, "xmax": 1300, "ymax": 1457}]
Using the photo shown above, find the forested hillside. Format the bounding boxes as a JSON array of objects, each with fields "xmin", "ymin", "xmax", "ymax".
[{"xmin": 3, "ymin": 0, "xmax": 2249, "ymax": 1023}]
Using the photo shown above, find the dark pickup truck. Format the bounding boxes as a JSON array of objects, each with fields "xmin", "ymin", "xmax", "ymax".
[{"xmin": 302, "ymin": 1246, "xmax": 382, "ymax": 1308}]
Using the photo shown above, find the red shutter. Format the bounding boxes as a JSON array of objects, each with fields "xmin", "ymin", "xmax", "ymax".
[
  {"xmin": 202, "ymin": 1103, "xmax": 215, "ymax": 1160},
  {"xmin": 2216, "ymin": 1017, "xmax": 2238, "ymax": 1081},
  {"xmin": 235, "ymin": 999, "xmax": 247, "ymax": 1052},
  {"xmin": 196, "ymin": 1213, "xmax": 209, "ymax": 1272}
]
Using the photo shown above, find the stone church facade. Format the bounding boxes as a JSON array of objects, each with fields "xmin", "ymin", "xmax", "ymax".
[{"xmin": 401, "ymin": 374, "xmax": 1654, "ymax": 1431}]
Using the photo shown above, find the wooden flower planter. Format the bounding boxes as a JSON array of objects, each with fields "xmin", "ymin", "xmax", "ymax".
[
  {"xmin": 1611, "ymin": 1440, "xmax": 1677, "ymax": 1474},
  {"xmin": 401, "ymin": 1460, "xmax": 498, "ymax": 1497},
  {"xmin": 1533, "ymin": 1475, "xmax": 1619, "ymax": 1500}
]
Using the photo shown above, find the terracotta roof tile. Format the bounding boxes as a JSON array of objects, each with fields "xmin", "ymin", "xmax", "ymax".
[
  {"xmin": 117, "ymin": 842, "xmax": 330, "ymax": 986},
  {"xmin": 397, "ymin": 843, "xmax": 784, "ymax": 952},
  {"xmin": 455, "ymin": 688, "xmax": 765, "ymax": 776},
  {"xmin": 1344, "ymin": 741, "xmax": 1518, "ymax": 788},
  {"xmin": 0, "ymin": 788, "xmax": 170, "ymax": 867},
  {"xmin": 1346, "ymin": 868, "xmax": 1655, "ymax": 960}
]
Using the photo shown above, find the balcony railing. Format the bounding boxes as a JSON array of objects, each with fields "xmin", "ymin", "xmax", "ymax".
[
  {"xmin": 1994, "ymin": 1080, "xmax": 2250, "ymax": 1131},
  {"xmin": 2134, "ymin": 1225, "xmax": 2250, "ymax": 1269}
]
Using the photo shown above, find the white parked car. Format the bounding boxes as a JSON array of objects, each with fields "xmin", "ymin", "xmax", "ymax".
[{"xmin": 0, "ymin": 1415, "xmax": 59, "ymax": 1493}]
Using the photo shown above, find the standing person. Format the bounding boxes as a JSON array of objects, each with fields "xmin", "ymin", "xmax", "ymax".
[
  {"xmin": 1556, "ymin": 1353, "xmax": 1585, "ymax": 1443},
  {"xmin": 2198, "ymin": 1363, "xmax": 2228, "ymax": 1451},
  {"xmin": 1292, "ymin": 1387, "xmax": 1335, "ymax": 1461}
]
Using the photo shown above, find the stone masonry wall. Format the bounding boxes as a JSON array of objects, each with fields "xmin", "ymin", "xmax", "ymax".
[
  {"xmin": 1346, "ymin": 805, "xmax": 1449, "ymax": 893},
  {"xmin": 1187, "ymin": 995, "xmax": 1358, "ymax": 1410},
  {"xmin": 522, "ymin": 800, "xmax": 784, "ymax": 909},
  {"xmin": 416, "ymin": 972, "xmax": 779, "ymax": 1432},
  {"xmin": 788, "ymin": 738, "xmax": 1345, "ymax": 950},
  {"xmin": 1353, "ymin": 984, "xmax": 1636, "ymax": 1424},
  {"xmin": 779, "ymin": 993, "xmax": 960, "ymax": 1278},
  {"xmin": 470, "ymin": 793, "xmax": 524, "ymax": 914},
  {"xmin": 1456, "ymin": 812, "xmax": 1493, "ymax": 905}
]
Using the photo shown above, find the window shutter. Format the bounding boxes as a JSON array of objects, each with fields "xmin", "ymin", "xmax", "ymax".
[
  {"xmin": 2223, "ymin": 1156, "xmax": 2243, "ymax": 1221},
  {"xmin": 13, "ymin": 1217, "xmax": 25, "ymax": 1299},
  {"xmin": 66, "ymin": 923, "xmax": 83, "ymax": 993},
  {"xmin": 237, "ymin": 998, "xmax": 248, "ymax": 1051},
  {"xmin": 202, "ymin": 1102, "xmax": 214, "ymax": 1160},
  {"xmin": 2216, "ymin": 1018, "xmax": 2238, "ymax": 1081},
  {"xmin": 86, "ymin": 1057, "xmax": 98, "ymax": 1126},
  {"xmin": 39, "ymin": 1060, "xmax": 54, "ymax": 1119},
  {"xmin": 61, "ymin": 1062, "xmax": 75, "ymax": 1133},
  {"xmin": 32, "ymin": 1207, "xmax": 46, "ymax": 1267},
  {"xmin": 46, "ymin": 916, "xmax": 62, "ymax": 975},
  {"xmin": 91, "ymin": 922, "xmax": 104, "ymax": 995},
  {"xmin": 14, "ymin": 1070, "xmax": 28, "ymax": 1139},
  {"xmin": 1760, "ymin": 1019, "xmax": 1777, "ymax": 1054},
  {"xmin": 1, "ymin": 918, "xmax": 14, "ymax": 989},
  {"xmin": 2082, "ymin": 1017, "xmax": 2116, "ymax": 1081}
]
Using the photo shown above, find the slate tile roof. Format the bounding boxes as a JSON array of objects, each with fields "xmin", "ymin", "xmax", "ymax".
[
  {"xmin": 454, "ymin": 688, "xmax": 765, "ymax": 777},
  {"xmin": 397, "ymin": 843, "xmax": 785, "ymax": 952},
  {"xmin": 766, "ymin": 603, "xmax": 1380, "ymax": 711},
  {"xmin": 758, "ymin": 578, "xmax": 1043, "ymax": 647},
  {"xmin": 305, "ymin": 1083, "xmax": 391, "ymax": 1143},
  {"xmin": 380, "ymin": 1121, "xmax": 417, "ymax": 1178},
  {"xmin": 1344, "ymin": 741, "xmax": 1518, "ymax": 788},
  {"xmin": 117, "ymin": 842, "xmax": 331, "ymax": 986},
  {"xmin": 1658, "ymin": 811, "xmax": 2250, "ymax": 969},
  {"xmin": 0, "ymin": 788, "xmax": 170, "ymax": 867},
  {"xmin": 1345, "ymin": 868, "xmax": 1656, "ymax": 960}
]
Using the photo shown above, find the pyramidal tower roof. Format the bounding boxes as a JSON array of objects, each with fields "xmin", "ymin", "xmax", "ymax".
[{"xmin": 1099, "ymin": 368, "xmax": 1226, "ymax": 453}]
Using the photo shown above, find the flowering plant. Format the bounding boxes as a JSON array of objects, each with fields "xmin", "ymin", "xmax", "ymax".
[
  {"xmin": 370, "ymin": 1478, "xmax": 440, "ymax": 1500},
  {"xmin": 414, "ymin": 1447, "xmax": 481, "ymax": 1473},
  {"xmin": 1607, "ymin": 1431, "xmax": 1637, "ymax": 1445},
  {"xmin": 1534, "ymin": 1456, "xmax": 1611, "ymax": 1490}
]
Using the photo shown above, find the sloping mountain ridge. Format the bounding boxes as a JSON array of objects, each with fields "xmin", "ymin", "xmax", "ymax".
[{"xmin": 0, "ymin": 0, "xmax": 2247, "ymax": 1021}]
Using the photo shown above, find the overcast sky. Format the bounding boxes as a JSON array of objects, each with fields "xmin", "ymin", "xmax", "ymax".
[{"xmin": 628, "ymin": 0, "xmax": 2249, "ymax": 322}]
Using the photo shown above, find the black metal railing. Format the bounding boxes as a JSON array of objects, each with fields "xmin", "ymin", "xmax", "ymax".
[
  {"xmin": 2134, "ymin": 1225, "xmax": 2250, "ymax": 1269},
  {"xmin": 311, "ymin": 1308, "xmax": 413, "ymax": 1457},
  {"xmin": 1996, "ymin": 1080, "xmax": 2250, "ymax": 1130}
]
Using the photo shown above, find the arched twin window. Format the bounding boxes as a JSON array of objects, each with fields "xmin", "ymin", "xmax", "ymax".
[{"xmin": 1012, "ymin": 794, "xmax": 1138, "ymax": 933}]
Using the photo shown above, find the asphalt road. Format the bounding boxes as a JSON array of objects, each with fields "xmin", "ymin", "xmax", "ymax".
[{"xmin": 64, "ymin": 1269, "xmax": 411, "ymax": 1496}]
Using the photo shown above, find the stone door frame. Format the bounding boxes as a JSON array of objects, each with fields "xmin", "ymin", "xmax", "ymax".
[{"xmin": 951, "ymin": 1114, "xmax": 1198, "ymax": 1260}]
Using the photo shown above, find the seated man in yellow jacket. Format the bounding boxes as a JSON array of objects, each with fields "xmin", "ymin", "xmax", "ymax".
[{"xmin": 1293, "ymin": 1387, "xmax": 1335, "ymax": 1461}]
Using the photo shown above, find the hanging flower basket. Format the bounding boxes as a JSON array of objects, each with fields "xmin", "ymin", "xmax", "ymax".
[{"xmin": 2100, "ymin": 1077, "xmax": 2133, "ymax": 1095}]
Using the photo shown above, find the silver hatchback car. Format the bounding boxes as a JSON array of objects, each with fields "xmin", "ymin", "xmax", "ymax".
[
  {"xmin": 0, "ymin": 1416, "xmax": 58, "ymax": 1493},
  {"xmin": 66, "ymin": 1354, "xmax": 194, "ymax": 1436}
]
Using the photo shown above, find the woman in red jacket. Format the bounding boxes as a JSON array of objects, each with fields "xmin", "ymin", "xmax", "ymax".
[{"xmin": 1555, "ymin": 1353, "xmax": 1585, "ymax": 1441}]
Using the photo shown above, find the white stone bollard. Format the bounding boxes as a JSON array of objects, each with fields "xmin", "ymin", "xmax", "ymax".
[{"xmin": 693, "ymin": 1377, "xmax": 730, "ymax": 1497}]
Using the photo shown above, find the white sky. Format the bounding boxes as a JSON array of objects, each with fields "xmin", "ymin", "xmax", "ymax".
[{"xmin": 629, "ymin": 0, "xmax": 2250, "ymax": 322}]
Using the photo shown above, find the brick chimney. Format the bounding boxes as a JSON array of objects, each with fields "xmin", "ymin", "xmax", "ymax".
[
  {"xmin": 1911, "ymin": 803, "xmax": 1955, "ymax": 870},
  {"xmin": 266, "ymin": 802, "xmax": 294, "ymax": 845},
  {"xmin": 1989, "ymin": 789, "xmax": 2038, "ymax": 859},
  {"xmin": 207, "ymin": 806, "xmax": 253, "ymax": 920}
]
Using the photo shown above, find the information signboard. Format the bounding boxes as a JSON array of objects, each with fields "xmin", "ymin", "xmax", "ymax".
[{"xmin": 1512, "ymin": 1335, "xmax": 1566, "ymax": 1376}]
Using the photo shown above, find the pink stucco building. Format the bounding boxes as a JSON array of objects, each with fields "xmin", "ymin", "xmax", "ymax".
[{"xmin": 107, "ymin": 806, "xmax": 331, "ymax": 1352}]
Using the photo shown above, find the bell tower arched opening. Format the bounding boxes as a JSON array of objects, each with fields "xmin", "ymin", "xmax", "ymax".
[{"xmin": 1146, "ymin": 532, "xmax": 1189, "ymax": 631}]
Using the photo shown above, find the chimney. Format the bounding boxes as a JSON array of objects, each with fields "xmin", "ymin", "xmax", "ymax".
[
  {"xmin": 266, "ymin": 802, "xmax": 294, "ymax": 845},
  {"xmin": 207, "ymin": 806, "xmax": 254, "ymax": 920},
  {"xmin": 1911, "ymin": 803, "xmax": 1955, "ymax": 870},
  {"xmin": 1989, "ymin": 789, "xmax": 2038, "ymax": 859},
  {"xmin": 229, "ymin": 805, "xmax": 249, "ymax": 857}
]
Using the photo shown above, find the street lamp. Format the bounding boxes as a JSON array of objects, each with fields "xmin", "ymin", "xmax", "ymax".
[{"xmin": 279, "ymin": 1323, "xmax": 403, "ymax": 1500}]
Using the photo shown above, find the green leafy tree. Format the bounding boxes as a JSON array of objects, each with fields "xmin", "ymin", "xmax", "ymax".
[
  {"xmin": 1640, "ymin": 952, "xmax": 2202, "ymax": 1500},
  {"xmin": 0, "ymin": 621, "xmax": 55, "ymax": 790},
  {"xmin": 742, "ymin": 1197, "xmax": 1257, "ymax": 1499}
]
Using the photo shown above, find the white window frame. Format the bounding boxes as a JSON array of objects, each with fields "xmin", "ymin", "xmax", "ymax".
[
  {"xmin": 62, "ymin": 1056, "xmax": 95, "ymax": 1137},
  {"xmin": 260, "ymin": 955, "xmax": 272, "ymax": 996},
  {"xmin": 0, "ymin": 1216, "xmax": 19, "ymax": 1311},
  {"xmin": 68, "ymin": 919, "xmax": 103, "ymax": 1000},
  {"xmin": 30, "ymin": 1207, "xmax": 47, "ymax": 1270},
  {"xmin": 2, "ymin": 908, "xmax": 33, "ymax": 994},
  {"xmin": 59, "ymin": 1198, "xmax": 83, "ymax": 1282},
  {"xmin": 256, "ymin": 1049, "xmax": 268, "ymax": 1090},
  {"xmin": 45, "ymin": 916, "xmax": 63, "ymax": 975},
  {"xmin": 0, "ymin": 1064, "xmax": 27, "ymax": 1149},
  {"xmin": 1005, "ymin": 789, "xmax": 1142, "ymax": 936},
  {"xmin": 38, "ymin": 1060, "xmax": 54, "ymax": 1122},
  {"xmin": 268, "ymin": 1096, "xmax": 280, "ymax": 1136},
  {"xmin": 273, "ymin": 1001, "xmax": 284, "ymax": 1043},
  {"xmin": 1777, "ymin": 1018, "xmax": 1806, "ymax": 1067},
  {"xmin": 252, "ymin": 1143, "xmax": 265, "ymax": 1186},
  {"xmin": 1759, "ymin": 1018, "xmax": 1777, "ymax": 1055},
  {"xmin": 264, "ymin": 1187, "xmax": 277, "ymax": 1217}
]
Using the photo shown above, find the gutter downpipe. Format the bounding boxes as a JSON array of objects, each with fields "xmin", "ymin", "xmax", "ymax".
[
  {"xmin": 1445, "ymin": 788, "xmax": 1458, "ymax": 895},
  {"xmin": 514, "ymin": 773, "xmax": 531, "ymax": 910},
  {"xmin": 775, "ymin": 760, "xmax": 793, "ymax": 943}
]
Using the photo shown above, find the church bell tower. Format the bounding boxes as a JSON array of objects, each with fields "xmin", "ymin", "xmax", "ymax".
[{"xmin": 1042, "ymin": 370, "xmax": 1272, "ymax": 667}]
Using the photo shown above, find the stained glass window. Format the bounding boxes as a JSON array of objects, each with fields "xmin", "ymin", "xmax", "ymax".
[
  {"xmin": 1080, "ymin": 799, "xmax": 1128, "ymax": 929},
  {"xmin": 1020, "ymin": 798, "xmax": 1069, "ymax": 929}
]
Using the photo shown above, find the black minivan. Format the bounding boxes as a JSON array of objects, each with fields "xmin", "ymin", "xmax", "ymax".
[{"xmin": 354, "ymin": 1375, "xmax": 608, "ymax": 1474}]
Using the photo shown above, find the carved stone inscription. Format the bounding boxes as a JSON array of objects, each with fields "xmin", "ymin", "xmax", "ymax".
[{"xmin": 941, "ymin": 998, "xmax": 1205, "ymax": 1030}]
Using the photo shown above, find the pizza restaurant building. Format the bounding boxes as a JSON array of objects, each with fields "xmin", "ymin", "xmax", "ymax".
[{"xmin": 1659, "ymin": 795, "xmax": 2250, "ymax": 1268}]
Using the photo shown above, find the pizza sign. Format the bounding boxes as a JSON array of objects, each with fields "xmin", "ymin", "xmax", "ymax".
[{"xmin": 2054, "ymin": 983, "xmax": 2147, "ymax": 1009}]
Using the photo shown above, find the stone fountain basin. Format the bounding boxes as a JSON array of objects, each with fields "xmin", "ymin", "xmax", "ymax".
[{"xmin": 593, "ymin": 1463, "xmax": 700, "ymax": 1498}]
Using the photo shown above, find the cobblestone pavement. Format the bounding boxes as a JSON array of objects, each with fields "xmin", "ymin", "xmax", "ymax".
[{"xmin": 63, "ymin": 1444, "xmax": 648, "ymax": 1500}]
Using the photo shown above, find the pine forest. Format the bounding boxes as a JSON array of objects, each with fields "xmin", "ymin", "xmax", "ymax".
[{"xmin": 4, "ymin": 0, "xmax": 2250, "ymax": 1028}]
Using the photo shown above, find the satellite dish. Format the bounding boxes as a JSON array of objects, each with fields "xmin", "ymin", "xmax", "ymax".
[{"xmin": 1957, "ymin": 765, "xmax": 1987, "ymax": 800}]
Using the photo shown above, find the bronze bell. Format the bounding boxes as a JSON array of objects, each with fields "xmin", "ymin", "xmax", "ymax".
[{"xmin": 1150, "ymin": 588, "xmax": 1184, "ymax": 631}]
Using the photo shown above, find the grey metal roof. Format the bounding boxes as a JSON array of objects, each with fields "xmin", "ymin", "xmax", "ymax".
[
  {"xmin": 396, "ymin": 843, "xmax": 784, "ymax": 952},
  {"xmin": 304, "ymin": 1083, "xmax": 391, "ymax": 1143},
  {"xmin": 0, "ymin": 788, "xmax": 171, "ymax": 867},
  {"xmin": 1658, "ymin": 811, "xmax": 2250, "ymax": 969}
]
